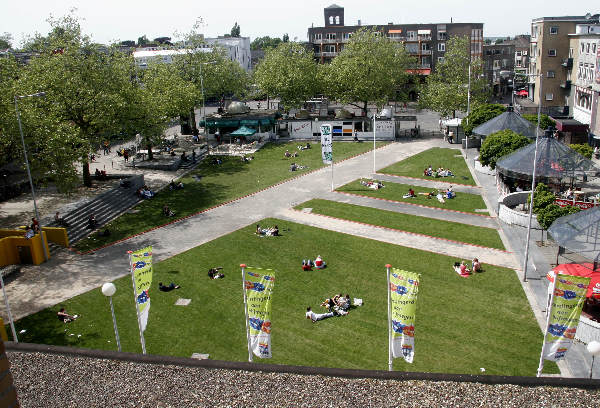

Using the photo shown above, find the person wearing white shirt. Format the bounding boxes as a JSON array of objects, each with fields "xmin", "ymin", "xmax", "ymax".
[{"xmin": 305, "ymin": 307, "xmax": 334, "ymax": 322}]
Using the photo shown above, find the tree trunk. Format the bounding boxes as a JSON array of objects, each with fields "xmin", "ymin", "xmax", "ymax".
[
  {"xmin": 190, "ymin": 107, "xmax": 198, "ymax": 136},
  {"xmin": 363, "ymin": 101, "xmax": 368, "ymax": 117},
  {"xmin": 83, "ymin": 161, "xmax": 91, "ymax": 187},
  {"xmin": 147, "ymin": 143, "xmax": 153, "ymax": 160}
]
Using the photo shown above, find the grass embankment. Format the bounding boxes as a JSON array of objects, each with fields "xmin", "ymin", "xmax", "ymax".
[
  {"xmin": 294, "ymin": 199, "xmax": 504, "ymax": 250},
  {"xmin": 74, "ymin": 141, "xmax": 387, "ymax": 252},
  {"xmin": 15, "ymin": 219, "xmax": 554, "ymax": 376},
  {"xmin": 379, "ymin": 147, "xmax": 476, "ymax": 186},
  {"xmin": 336, "ymin": 180, "xmax": 488, "ymax": 215}
]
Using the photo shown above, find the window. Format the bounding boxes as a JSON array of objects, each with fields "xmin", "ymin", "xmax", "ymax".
[
  {"xmin": 485, "ymin": 50, "xmax": 492, "ymax": 55},
  {"xmin": 545, "ymin": 93, "xmax": 553, "ymax": 101},
  {"xmin": 569, "ymin": 47, "xmax": 574, "ymax": 58},
  {"xmin": 325, "ymin": 45, "xmax": 336, "ymax": 53},
  {"xmin": 335, "ymin": 16, "xmax": 340, "ymax": 25},
  {"xmin": 502, "ymin": 59, "xmax": 510, "ymax": 68},
  {"xmin": 326, "ymin": 33, "xmax": 336, "ymax": 40},
  {"xmin": 437, "ymin": 43, "xmax": 445, "ymax": 52},
  {"xmin": 516, "ymin": 51, "xmax": 522, "ymax": 57},
  {"xmin": 586, "ymin": 43, "xmax": 590, "ymax": 53},
  {"xmin": 593, "ymin": 43, "xmax": 596, "ymax": 54},
  {"xmin": 523, "ymin": 50, "xmax": 527, "ymax": 55},
  {"xmin": 407, "ymin": 31, "xmax": 416, "ymax": 40},
  {"xmin": 581, "ymin": 43, "xmax": 585, "ymax": 53},
  {"xmin": 547, "ymin": 71, "xmax": 555, "ymax": 78},
  {"xmin": 437, "ymin": 32, "xmax": 446, "ymax": 41},
  {"xmin": 548, "ymin": 49, "xmax": 557, "ymax": 57},
  {"xmin": 550, "ymin": 26, "xmax": 559, "ymax": 35},
  {"xmin": 329, "ymin": 16, "xmax": 333, "ymax": 25},
  {"xmin": 438, "ymin": 56, "xmax": 445, "ymax": 63},
  {"xmin": 343, "ymin": 33, "xmax": 351, "ymax": 40},
  {"xmin": 314, "ymin": 33, "xmax": 322, "ymax": 41},
  {"xmin": 493, "ymin": 60, "xmax": 500, "ymax": 69}
]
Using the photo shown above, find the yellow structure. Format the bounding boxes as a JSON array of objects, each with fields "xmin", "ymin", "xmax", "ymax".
[
  {"xmin": 0, "ymin": 318, "xmax": 7, "ymax": 341},
  {"xmin": 0, "ymin": 227, "xmax": 68, "ymax": 267}
]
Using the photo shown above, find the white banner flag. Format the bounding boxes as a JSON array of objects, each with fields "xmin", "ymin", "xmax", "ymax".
[{"xmin": 320, "ymin": 124, "xmax": 333, "ymax": 164}]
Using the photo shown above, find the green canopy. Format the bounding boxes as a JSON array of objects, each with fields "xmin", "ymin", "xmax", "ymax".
[
  {"xmin": 230, "ymin": 126, "xmax": 257, "ymax": 136},
  {"xmin": 240, "ymin": 119, "xmax": 259, "ymax": 126}
]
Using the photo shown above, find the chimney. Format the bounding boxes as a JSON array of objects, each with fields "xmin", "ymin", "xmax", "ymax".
[
  {"xmin": 450, "ymin": 17, "xmax": 453, "ymax": 23},
  {"xmin": 358, "ymin": 19, "xmax": 361, "ymax": 26}
]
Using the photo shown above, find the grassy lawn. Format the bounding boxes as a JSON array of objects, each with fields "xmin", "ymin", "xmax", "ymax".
[
  {"xmin": 379, "ymin": 147, "xmax": 476, "ymax": 186},
  {"xmin": 294, "ymin": 199, "xmax": 505, "ymax": 250},
  {"xmin": 336, "ymin": 179, "xmax": 488, "ymax": 214},
  {"xmin": 74, "ymin": 141, "xmax": 387, "ymax": 252},
  {"xmin": 13, "ymin": 218, "xmax": 555, "ymax": 376}
]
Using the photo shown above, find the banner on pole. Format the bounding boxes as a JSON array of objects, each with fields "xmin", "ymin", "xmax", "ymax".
[
  {"xmin": 320, "ymin": 124, "xmax": 333, "ymax": 164},
  {"xmin": 131, "ymin": 246, "xmax": 153, "ymax": 332},
  {"xmin": 389, "ymin": 268, "xmax": 420, "ymax": 363},
  {"xmin": 541, "ymin": 272, "xmax": 589, "ymax": 362},
  {"xmin": 244, "ymin": 267, "xmax": 275, "ymax": 358}
]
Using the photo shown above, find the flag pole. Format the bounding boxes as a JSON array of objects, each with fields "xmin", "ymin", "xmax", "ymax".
[
  {"xmin": 330, "ymin": 159, "xmax": 334, "ymax": 192},
  {"xmin": 537, "ymin": 272, "xmax": 558, "ymax": 377},
  {"xmin": 128, "ymin": 251, "xmax": 147, "ymax": 355},
  {"xmin": 386, "ymin": 264, "xmax": 393, "ymax": 371},
  {"xmin": 241, "ymin": 264, "xmax": 253, "ymax": 362}
]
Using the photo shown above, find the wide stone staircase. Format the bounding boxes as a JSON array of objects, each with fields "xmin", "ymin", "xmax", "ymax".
[{"xmin": 45, "ymin": 174, "xmax": 145, "ymax": 251}]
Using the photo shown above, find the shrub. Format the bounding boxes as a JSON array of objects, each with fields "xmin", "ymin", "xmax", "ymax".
[{"xmin": 479, "ymin": 129, "xmax": 531, "ymax": 169}]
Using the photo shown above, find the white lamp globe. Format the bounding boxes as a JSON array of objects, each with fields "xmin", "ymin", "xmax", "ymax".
[
  {"xmin": 587, "ymin": 341, "xmax": 600, "ymax": 356},
  {"xmin": 101, "ymin": 282, "xmax": 117, "ymax": 297}
]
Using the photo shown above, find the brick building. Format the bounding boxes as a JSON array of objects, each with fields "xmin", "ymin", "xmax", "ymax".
[{"xmin": 307, "ymin": 4, "xmax": 483, "ymax": 77}]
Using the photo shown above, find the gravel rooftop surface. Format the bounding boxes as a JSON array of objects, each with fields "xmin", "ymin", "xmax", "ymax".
[{"xmin": 8, "ymin": 351, "xmax": 599, "ymax": 407}]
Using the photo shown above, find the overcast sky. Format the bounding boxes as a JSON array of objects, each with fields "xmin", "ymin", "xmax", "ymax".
[{"xmin": 2, "ymin": 0, "xmax": 595, "ymax": 46}]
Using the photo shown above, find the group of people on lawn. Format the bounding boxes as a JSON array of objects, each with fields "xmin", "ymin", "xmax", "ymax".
[
  {"xmin": 256, "ymin": 224, "xmax": 279, "ymax": 236},
  {"xmin": 403, "ymin": 186, "xmax": 456, "ymax": 202},
  {"xmin": 453, "ymin": 258, "xmax": 482, "ymax": 276},
  {"xmin": 306, "ymin": 293, "xmax": 352, "ymax": 322},
  {"xmin": 301, "ymin": 255, "xmax": 326, "ymax": 271},
  {"xmin": 360, "ymin": 179, "xmax": 384, "ymax": 190},
  {"xmin": 424, "ymin": 165, "xmax": 454, "ymax": 178}
]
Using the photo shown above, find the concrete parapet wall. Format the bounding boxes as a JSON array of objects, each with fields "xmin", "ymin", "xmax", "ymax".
[{"xmin": 498, "ymin": 191, "xmax": 541, "ymax": 229}]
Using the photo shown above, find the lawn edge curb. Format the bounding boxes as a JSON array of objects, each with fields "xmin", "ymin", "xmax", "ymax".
[{"xmin": 289, "ymin": 208, "xmax": 509, "ymax": 253}]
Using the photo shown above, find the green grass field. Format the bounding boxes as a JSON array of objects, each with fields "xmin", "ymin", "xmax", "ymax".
[
  {"xmin": 336, "ymin": 179, "xmax": 489, "ymax": 214},
  {"xmin": 379, "ymin": 147, "xmax": 476, "ymax": 186},
  {"xmin": 294, "ymin": 199, "xmax": 505, "ymax": 250},
  {"xmin": 13, "ymin": 218, "xmax": 555, "ymax": 376},
  {"xmin": 75, "ymin": 141, "xmax": 387, "ymax": 252}
]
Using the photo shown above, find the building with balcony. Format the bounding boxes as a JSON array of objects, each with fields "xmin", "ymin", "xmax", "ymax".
[
  {"xmin": 307, "ymin": 4, "xmax": 483, "ymax": 76},
  {"xmin": 527, "ymin": 14, "xmax": 599, "ymax": 116},
  {"xmin": 483, "ymin": 35, "xmax": 530, "ymax": 98},
  {"xmin": 568, "ymin": 24, "xmax": 600, "ymax": 145}
]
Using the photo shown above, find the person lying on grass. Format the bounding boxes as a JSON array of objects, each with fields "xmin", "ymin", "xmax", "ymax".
[
  {"xmin": 159, "ymin": 282, "xmax": 180, "ymax": 292},
  {"xmin": 57, "ymin": 308, "xmax": 78, "ymax": 323},
  {"xmin": 208, "ymin": 267, "xmax": 225, "ymax": 279},
  {"xmin": 256, "ymin": 225, "xmax": 279, "ymax": 236},
  {"xmin": 306, "ymin": 306, "xmax": 334, "ymax": 322}
]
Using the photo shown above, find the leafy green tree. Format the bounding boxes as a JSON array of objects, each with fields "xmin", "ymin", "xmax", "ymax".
[
  {"xmin": 125, "ymin": 63, "xmax": 195, "ymax": 160},
  {"xmin": 0, "ymin": 32, "xmax": 12, "ymax": 49},
  {"xmin": 230, "ymin": 22, "xmax": 241, "ymax": 38},
  {"xmin": 419, "ymin": 36, "xmax": 489, "ymax": 118},
  {"xmin": 531, "ymin": 183, "xmax": 556, "ymax": 213},
  {"xmin": 463, "ymin": 103, "xmax": 506, "ymax": 136},
  {"xmin": 250, "ymin": 36, "xmax": 282, "ymax": 51},
  {"xmin": 569, "ymin": 144, "xmax": 593, "ymax": 159},
  {"xmin": 479, "ymin": 129, "xmax": 531, "ymax": 169},
  {"xmin": 0, "ymin": 57, "xmax": 20, "ymax": 166},
  {"xmin": 537, "ymin": 204, "xmax": 580, "ymax": 242},
  {"xmin": 282, "ymin": 33, "xmax": 289, "ymax": 43},
  {"xmin": 120, "ymin": 40, "xmax": 135, "ymax": 47},
  {"xmin": 19, "ymin": 14, "xmax": 137, "ymax": 187},
  {"xmin": 153, "ymin": 37, "xmax": 172, "ymax": 45},
  {"xmin": 137, "ymin": 35, "xmax": 149, "ymax": 47},
  {"xmin": 324, "ymin": 28, "xmax": 415, "ymax": 116},
  {"xmin": 173, "ymin": 24, "xmax": 249, "ymax": 134},
  {"xmin": 253, "ymin": 42, "xmax": 319, "ymax": 110},
  {"xmin": 522, "ymin": 113, "xmax": 555, "ymax": 131}
]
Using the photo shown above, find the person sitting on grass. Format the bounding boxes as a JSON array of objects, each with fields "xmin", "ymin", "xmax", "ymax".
[
  {"xmin": 459, "ymin": 261, "xmax": 470, "ymax": 275},
  {"xmin": 403, "ymin": 188, "xmax": 416, "ymax": 199},
  {"xmin": 169, "ymin": 180, "xmax": 184, "ymax": 190},
  {"xmin": 314, "ymin": 255, "xmax": 326, "ymax": 269},
  {"xmin": 162, "ymin": 205, "xmax": 175, "ymax": 217},
  {"xmin": 159, "ymin": 282, "xmax": 180, "ymax": 292},
  {"xmin": 208, "ymin": 267, "xmax": 225, "ymax": 279},
  {"xmin": 472, "ymin": 258, "xmax": 481, "ymax": 273},
  {"xmin": 306, "ymin": 306, "xmax": 334, "ymax": 322},
  {"xmin": 301, "ymin": 260, "xmax": 313, "ymax": 271},
  {"xmin": 57, "ymin": 308, "xmax": 78, "ymax": 323},
  {"xmin": 445, "ymin": 186, "xmax": 456, "ymax": 199},
  {"xmin": 284, "ymin": 150, "xmax": 291, "ymax": 158}
]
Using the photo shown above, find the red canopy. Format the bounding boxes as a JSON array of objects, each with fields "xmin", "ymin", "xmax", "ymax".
[
  {"xmin": 516, "ymin": 89, "xmax": 528, "ymax": 97},
  {"xmin": 546, "ymin": 263, "xmax": 600, "ymax": 298}
]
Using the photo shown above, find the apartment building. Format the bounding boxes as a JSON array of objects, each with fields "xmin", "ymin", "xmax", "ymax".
[
  {"xmin": 568, "ymin": 24, "xmax": 600, "ymax": 144},
  {"xmin": 483, "ymin": 42, "xmax": 515, "ymax": 96},
  {"xmin": 528, "ymin": 14, "xmax": 599, "ymax": 115},
  {"xmin": 307, "ymin": 5, "xmax": 483, "ymax": 75}
]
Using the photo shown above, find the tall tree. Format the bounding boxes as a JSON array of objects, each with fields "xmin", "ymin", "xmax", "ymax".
[
  {"xmin": 19, "ymin": 14, "xmax": 136, "ymax": 187},
  {"xmin": 282, "ymin": 33, "xmax": 289, "ymax": 43},
  {"xmin": 462, "ymin": 103, "xmax": 506, "ymax": 135},
  {"xmin": 253, "ymin": 42, "xmax": 319, "ymax": 110},
  {"xmin": 230, "ymin": 22, "xmax": 241, "ymax": 38},
  {"xmin": 418, "ymin": 35, "xmax": 489, "ymax": 118},
  {"xmin": 0, "ymin": 32, "xmax": 12, "ymax": 49},
  {"xmin": 478, "ymin": 129, "xmax": 531, "ymax": 169},
  {"xmin": 324, "ymin": 28, "xmax": 416, "ymax": 116},
  {"xmin": 250, "ymin": 36, "xmax": 282, "ymax": 51},
  {"xmin": 137, "ymin": 35, "xmax": 149, "ymax": 47}
]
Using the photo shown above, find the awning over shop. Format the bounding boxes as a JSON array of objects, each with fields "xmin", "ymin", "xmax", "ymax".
[
  {"xmin": 240, "ymin": 119, "xmax": 259, "ymax": 126},
  {"xmin": 230, "ymin": 126, "xmax": 257, "ymax": 136},
  {"xmin": 553, "ymin": 118, "xmax": 589, "ymax": 133}
]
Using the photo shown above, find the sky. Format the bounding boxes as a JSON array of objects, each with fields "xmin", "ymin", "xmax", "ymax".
[{"xmin": 2, "ymin": 0, "xmax": 595, "ymax": 46}]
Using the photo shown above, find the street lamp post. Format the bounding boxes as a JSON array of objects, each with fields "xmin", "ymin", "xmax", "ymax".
[
  {"xmin": 521, "ymin": 74, "xmax": 543, "ymax": 282},
  {"xmin": 14, "ymin": 92, "xmax": 48, "ymax": 261},
  {"xmin": 101, "ymin": 282, "xmax": 121, "ymax": 352},
  {"xmin": 587, "ymin": 341, "xmax": 600, "ymax": 379},
  {"xmin": 465, "ymin": 63, "xmax": 472, "ymax": 160},
  {"xmin": 199, "ymin": 61, "xmax": 217, "ymax": 154}
]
